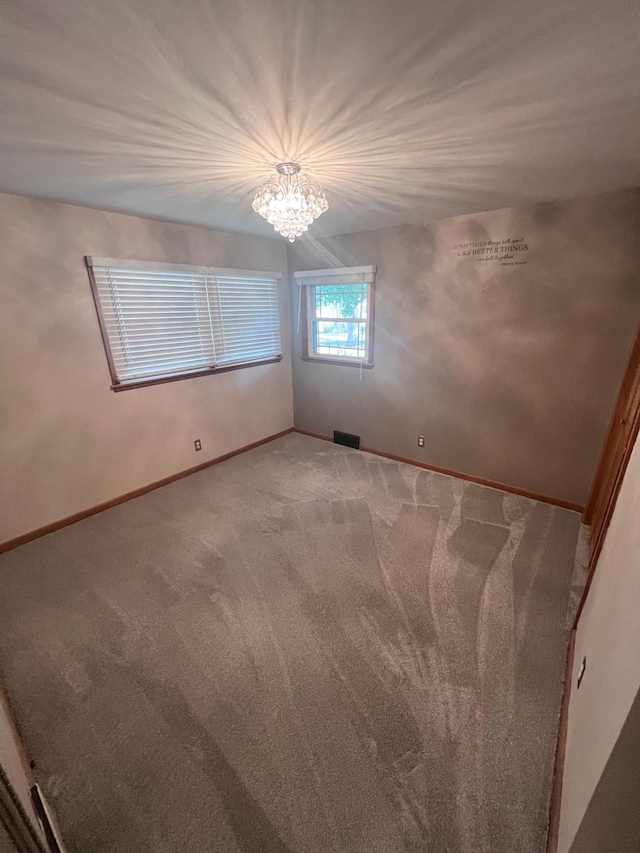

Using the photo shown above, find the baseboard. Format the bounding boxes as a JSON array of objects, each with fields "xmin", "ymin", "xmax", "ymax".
[
  {"xmin": 293, "ymin": 428, "xmax": 332, "ymax": 442},
  {"xmin": 547, "ymin": 629, "xmax": 576, "ymax": 853},
  {"xmin": 292, "ymin": 428, "xmax": 584, "ymax": 513},
  {"xmin": 0, "ymin": 428, "xmax": 294, "ymax": 555}
]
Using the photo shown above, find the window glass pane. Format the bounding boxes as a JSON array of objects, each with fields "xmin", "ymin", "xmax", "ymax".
[
  {"xmin": 315, "ymin": 283, "xmax": 368, "ymax": 320},
  {"xmin": 313, "ymin": 320, "xmax": 367, "ymax": 359}
]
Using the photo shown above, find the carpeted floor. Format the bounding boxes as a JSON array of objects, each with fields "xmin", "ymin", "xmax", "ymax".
[{"xmin": 0, "ymin": 433, "xmax": 586, "ymax": 853}]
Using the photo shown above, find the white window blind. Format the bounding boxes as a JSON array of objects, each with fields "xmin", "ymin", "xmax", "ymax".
[
  {"xmin": 293, "ymin": 266, "xmax": 376, "ymax": 287},
  {"xmin": 87, "ymin": 257, "xmax": 282, "ymax": 386},
  {"xmin": 214, "ymin": 273, "xmax": 282, "ymax": 366}
]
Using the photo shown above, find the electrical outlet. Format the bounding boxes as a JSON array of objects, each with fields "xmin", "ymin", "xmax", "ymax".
[
  {"xmin": 418, "ymin": 435, "xmax": 425, "ymax": 447},
  {"xmin": 194, "ymin": 439, "xmax": 202, "ymax": 451},
  {"xmin": 577, "ymin": 656, "xmax": 586, "ymax": 689}
]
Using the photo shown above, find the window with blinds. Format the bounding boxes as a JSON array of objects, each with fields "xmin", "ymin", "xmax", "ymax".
[{"xmin": 86, "ymin": 257, "xmax": 282, "ymax": 388}]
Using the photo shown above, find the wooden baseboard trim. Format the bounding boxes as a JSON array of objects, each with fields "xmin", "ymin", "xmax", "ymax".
[
  {"xmin": 293, "ymin": 427, "xmax": 584, "ymax": 513},
  {"xmin": 292, "ymin": 428, "xmax": 584, "ymax": 513},
  {"xmin": 360, "ymin": 445, "xmax": 584, "ymax": 512},
  {"xmin": 547, "ymin": 629, "xmax": 576, "ymax": 853},
  {"xmin": 293, "ymin": 428, "xmax": 333, "ymax": 443},
  {"xmin": 0, "ymin": 428, "xmax": 295, "ymax": 555}
]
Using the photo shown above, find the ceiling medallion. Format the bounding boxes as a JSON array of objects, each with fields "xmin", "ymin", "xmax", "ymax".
[{"xmin": 252, "ymin": 162, "xmax": 328, "ymax": 242}]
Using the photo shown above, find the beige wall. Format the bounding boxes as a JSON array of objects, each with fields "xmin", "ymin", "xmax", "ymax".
[
  {"xmin": 566, "ymin": 684, "xmax": 640, "ymax": 853},
  {"xmin": 557, "ymin": 428, "xmax": 640, "ymax": 853},
  {"xmin": 289, "ymin": 189, "xmax": 640, "ymax": 505},
  {"xmin": 0, "ymin": 194, "xmax": 293, "ymax": 544}
]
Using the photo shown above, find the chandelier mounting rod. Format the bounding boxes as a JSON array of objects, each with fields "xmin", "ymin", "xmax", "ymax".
[{"xmin": 276, "ymin": 162, "xmax": 301, "ymax": 176}]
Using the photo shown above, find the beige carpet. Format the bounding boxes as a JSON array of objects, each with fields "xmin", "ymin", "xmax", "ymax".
[{"xmin": 0, "ymin": 433, "xmax": 586, "ymax": 853}]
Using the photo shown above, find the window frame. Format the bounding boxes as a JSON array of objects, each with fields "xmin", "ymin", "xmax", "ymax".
[
  {"xmin": 296, "ymin": 267, "xmax": 375, "ymax": 368},
  {"xmin": 86, "ymin": 257, "xmax": 283, "ymax": 391}
]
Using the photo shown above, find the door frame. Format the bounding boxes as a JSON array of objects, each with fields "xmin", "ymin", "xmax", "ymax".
[
  {"xmin": 547, "ymin": 325, "xmax": 639, "ymax": 853},
  {"xmin": 575, "ymin": 324, "xmax": 640, "ymax": 628},
  {"xmin": 0, "ymin": 767, "xmax": 47, "ymax": 853},
  {"xmin": 0, "ymin": 686, "xmax": 54, "ymax": 853}
]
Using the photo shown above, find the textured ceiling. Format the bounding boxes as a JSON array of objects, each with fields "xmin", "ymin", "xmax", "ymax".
[{"xmin": 0, "ymin": 0, "xmax": 638, "ymax": 238}]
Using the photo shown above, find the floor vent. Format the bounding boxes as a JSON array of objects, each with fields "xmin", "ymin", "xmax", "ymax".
[{"xmin": 334, "ymin": 430, "xmax": 360, "ymax": 449}]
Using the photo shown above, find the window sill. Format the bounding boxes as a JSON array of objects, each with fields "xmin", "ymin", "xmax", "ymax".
[
  {"xmin": 111, "ymin": 355, "xmax": 283, "ymax": 391},
  {"xmin": 302, "ymin": 356, "xmax": 374, "ymax": 369}
]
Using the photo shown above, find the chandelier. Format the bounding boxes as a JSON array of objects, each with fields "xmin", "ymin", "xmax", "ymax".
[{"xmin": 252, "ymin": 163, "xmax": 328, "ymax": 242}]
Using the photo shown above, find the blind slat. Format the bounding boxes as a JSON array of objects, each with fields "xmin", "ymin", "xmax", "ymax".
[
  {"xmin": 111, "ymin": 349, "xmax": 215, "ymax": 365},
  {"xmin": 109, "ymin": 341, "xmax": 215, "ymax": 357},
  {"xmin": 114, "ymin": 355, "xmax": 215, "ymax": 371},
  {"xmin": 100, "ymin": 332, "xmax": 216, "ymax": 343}
]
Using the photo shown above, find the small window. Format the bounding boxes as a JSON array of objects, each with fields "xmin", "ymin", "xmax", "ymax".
[
  {"xmin": 86, "ymin": 257, "xmax": 282, "ymax": 390},
  {"xmin": 294, "ymin": 266, "xmax": 375, "ymax": 367}
]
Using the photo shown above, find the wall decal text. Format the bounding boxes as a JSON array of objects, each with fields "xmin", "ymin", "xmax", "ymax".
[{"xmin": 453, "ymin": 237, "xmax": 529, "ymax": 265}]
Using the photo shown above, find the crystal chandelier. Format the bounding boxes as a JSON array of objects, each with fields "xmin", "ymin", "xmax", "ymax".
[{"xmin": 252, "ymin": 163, "xmax": 328, "ymax": 242}]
